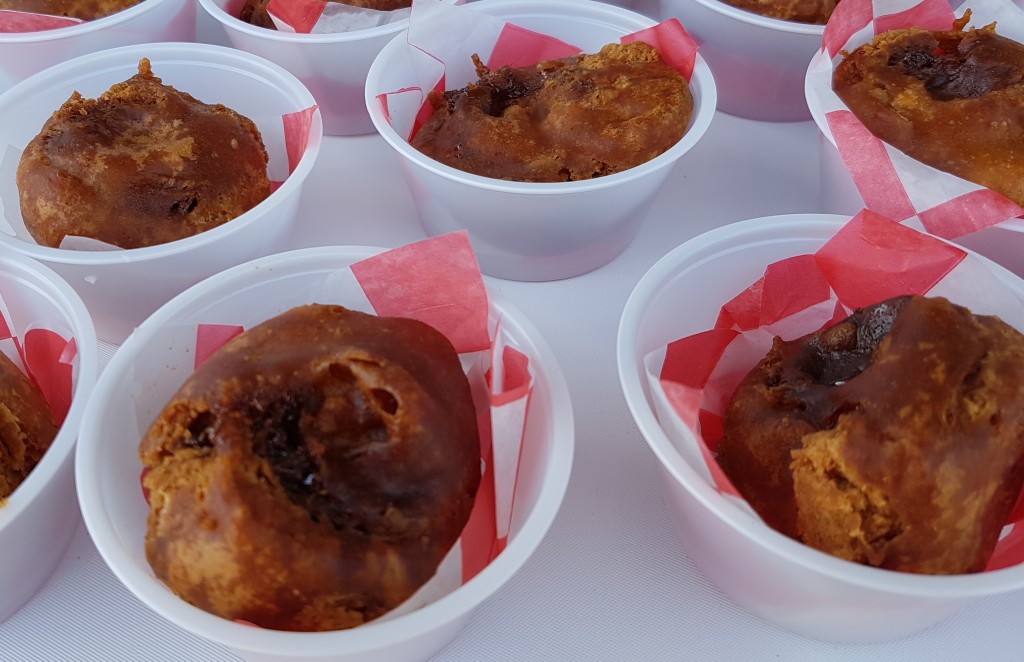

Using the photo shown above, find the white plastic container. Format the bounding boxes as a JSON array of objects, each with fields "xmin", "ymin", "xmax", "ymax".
[
  {"xmin": 0, "ymin": 0, "xmax": 195, "ymax": 92},
  {"xmin": 76, "ymin": 243, "xmax": 574, "ymax": 662},
  {"xmin": 0, "ymin": 42, "xmax": 323, "ymax": 344},
  {"xmin": 198, "ymin": 0, "xmax": 460, "ymax": 136},
  {"xmin": 617, "ymin": 213, "xmax": 1024, "ymax": 643},
  {"xmin": 0, "ymin": 250, "xmax": 97, "ymax": 624},
  {"xmin": 660, "ymin": 0, "xmax": 822, "ymax": 121},
  {"xmin": 366, "ymin": 0, "xmax": 717, "ymax": 281}
]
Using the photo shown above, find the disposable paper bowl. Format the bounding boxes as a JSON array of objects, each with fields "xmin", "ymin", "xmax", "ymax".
[
  {"xmin": 0, "ymin": 42, "xmax": 323, "ymax": 344},
  {"xmin": 0, "ymin": 0, "xmax": 195, "ymax": 92},
  {"xmin": 198, "ymin": 0, "xmax": 460, "ymax": 136},
  {"xmin": 617, "ymin": 213, "xmax": 1024, "ymax": 643},
  {"xmin": 366, "ymin": 0, "xmax": 717, "ymax": 282},
  {"xmin": 661, "ymin": 0, "xmax": 822, "ymax": 121},
  {"xmin": 807, "ymin": 83, "xmax": 1024, "ymax": 279},
  {"xmin": 0, "ymin": 251, "xmax": 97, "ymax": 623},
  {"xmin": 76, "ymin": 245, "xmax": 574, "ymax": 662}
]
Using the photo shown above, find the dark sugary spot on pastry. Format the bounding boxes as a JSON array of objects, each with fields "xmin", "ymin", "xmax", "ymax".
[
  {"xmin": 794, "ymin": 295, "xmax": 908, "ymax": 386},
  {"xmin": 238, "ymin": 366, "xmax": 420, "ymax": 538},
  {"xmin": 246, "ymin": 386, "xmax": 319, "ymax": 494},
  {"xmin": 139, "ymin": 304, "xmax": 481, "ymax": 631},
  {"xmin": 169, "ymin": 195, "xmax": 199, "ymax": 216},
  {"xmin": 767, "ymin": 298, "xmax": 908, "ymax": 437},
  {"xmin": 371, "ymin": 387, "xmax": 399, "ymax": 415},
  {"xmin": 16, "ymin": 58, "xmax": 271, "ymax": 249},
  {"xmin": 833, "ymin": 21, "xmax": 1024, "ymax": 206},
  {"xmin": 182, "ymin": 411, "xmax": 215, "ymax": 451},
  {"xmin": 716, "ymin": 295, "xmax": 1024, "ymax": 575},
  {"xmin": 886, "ymin": 32, "xmax": 1024, "ymax": 101},
  {"xmin": 411, "ymin": 41, "xmax": 694, "ymax": 183},
  {"xmin": 0, "ymin": 0, "xmax": 143, "ymax": 20},
  {"xmin": 444, "ymin": 54, "xmax": 545, "ymax": 117}
]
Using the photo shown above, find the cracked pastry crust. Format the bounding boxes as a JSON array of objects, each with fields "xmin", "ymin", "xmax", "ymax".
[
  {"xmin": 410, "ymin": 41, "xmax": 694, "ymax": 183},
  {"xmin": 16, "ymin": 58, "xmax": 271, "ymax": 249},
  {"xmin": 833, "ymin": 18, "xmax": 1024, "ymax": 207},
  {"xmin": 718, "ymin": 0, "xmax": 838, "ymax": 25},
  {"xmin": 716, "ymin": 295, "xmax": 1024, "ymax": 574},
  {"xmin": 139, "ymin": 304, "xmax": 481, "ymax": 631},
  {"xmin": 0, "ymin": 351, "xmax": 57, "ymax": 500},
  {"xmin": 0, "ymin": 0, "xmax": 142, "ymax": 20},
  {"xmin": 239, "ymin": 0, "xmax": 411, "ymax": 29}
]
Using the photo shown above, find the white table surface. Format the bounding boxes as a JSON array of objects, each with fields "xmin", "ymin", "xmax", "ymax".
[{"xmin": 5, "ymin": 1, "xmax": 1024, "ymax": 659}]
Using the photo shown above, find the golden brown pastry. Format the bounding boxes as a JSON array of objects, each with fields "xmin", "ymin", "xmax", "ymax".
[
  {"xmin": 716, "ymin": 295, "xmax": 1024, "ymax": 575},
  {"xmin": 140, "ymin": 304, "xmax": 481, "ymax": 631},
  {"xmin": 0, "ymin": 0, "xmax": 142, "ymax": 20},
  {"xmin": 410, "ymin": 41, "xmax": 694, "ymax": 182},
  {"xmin": 16, "ymin": 58, "xmax": 271, "ymax": 250},
  {"xmin": 834, "ymin": 17, "xmax": 1024, "ymax": 206},
  {"xmin": 0, "ymin": 351, "xmax": 58, "ymax": 500},
  {"xmin": 718, "ymin": 0, "xmax": 837, "ymax": 24},
  {"xmin": 239, "ymin": 0, "xmax": 411, "ymax": 29}
]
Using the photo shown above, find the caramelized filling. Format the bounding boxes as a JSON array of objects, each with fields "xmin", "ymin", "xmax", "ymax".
[{"xmin": 888, "ymin": 32, "xmax": 1024, "ymax": 101}]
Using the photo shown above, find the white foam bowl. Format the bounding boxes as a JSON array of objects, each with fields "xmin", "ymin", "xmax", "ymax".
[
  {"xmin": 76, "ymin": 245, "xmax": 574, "ymax": 662},
  {"xmin": 661, "ymin": 0, "xmax": 822, "ymax": 121},
  {"xmin": 366, "ymin": 0, "xmax": 717, "ymax": 281},
  {"xmin": 0, "ymin": 250, "xmax": 97, "ymax": 624},
  {"xmin": 0, "ymin": 0, "xmax": 195, "ymax": 93},
  {"xmin": 0, "ymin": 42, "xmax": 323, "ymax": 344},
  {"xmin": 198, "ymin": 0, "xmax": 460, "ymax": 136},
  {"xmin": 617, "ymin": 213, "xmax": 1024, "ymax": 643}
]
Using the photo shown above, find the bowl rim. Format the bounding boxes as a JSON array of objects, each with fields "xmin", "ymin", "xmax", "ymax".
[
  {"xmin": 0, "ymin": 0, "xmax": 186, "ymax": 42},
  {"xmin": 0, "ymin": 41, "xmax": 323, "ymax": 265},
  {"xmin": 75, "ymin": 244, "xmax": 575, "ymax": 656},
  {"xmin": 617, "ymin": 212, "xmax": 1024, "ymax": 599},
  {"xmin": 196, "ymin": 0, "xmax": 458, "ymax": 44},
  {"xmin": 664, "ymin": 0, "xmax": 826, "ymax": 36},
  {"xmin": 0, "ymin": 250, "xmax": 97, "ymax": 531},
  {"xmin": 364, "ymin": 0, "xmax": 718, "ymax": 195}
]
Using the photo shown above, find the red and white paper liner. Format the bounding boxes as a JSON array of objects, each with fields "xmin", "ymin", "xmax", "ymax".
[
  {"xmin": 0, "ymin": 288, "xmax": 77, "ymax": 436},
  {"xmin": 139, "ymin": 231, "xmax": 536, "ymax": 624},
  {"xmin": 806, "ymin": 0, "xmax": 1024, "ymax": 240},
  {"xmin": 258, "ymin": 0, "xmax": 413, "ymax": 34},
  {"xmin": 374, "ymin": 0, "xmax": 698, "ymax": 142},
  {"xmin": 0, "ymin": 10, "xmax": 81, "ymax": 32},
  {"xmin": 0, "ymin": 104, "xmax": 318, "ymax": 250},
  {"xmin": 646, "ymin": 211, "xmax": 1024, "ymax": 572}
]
